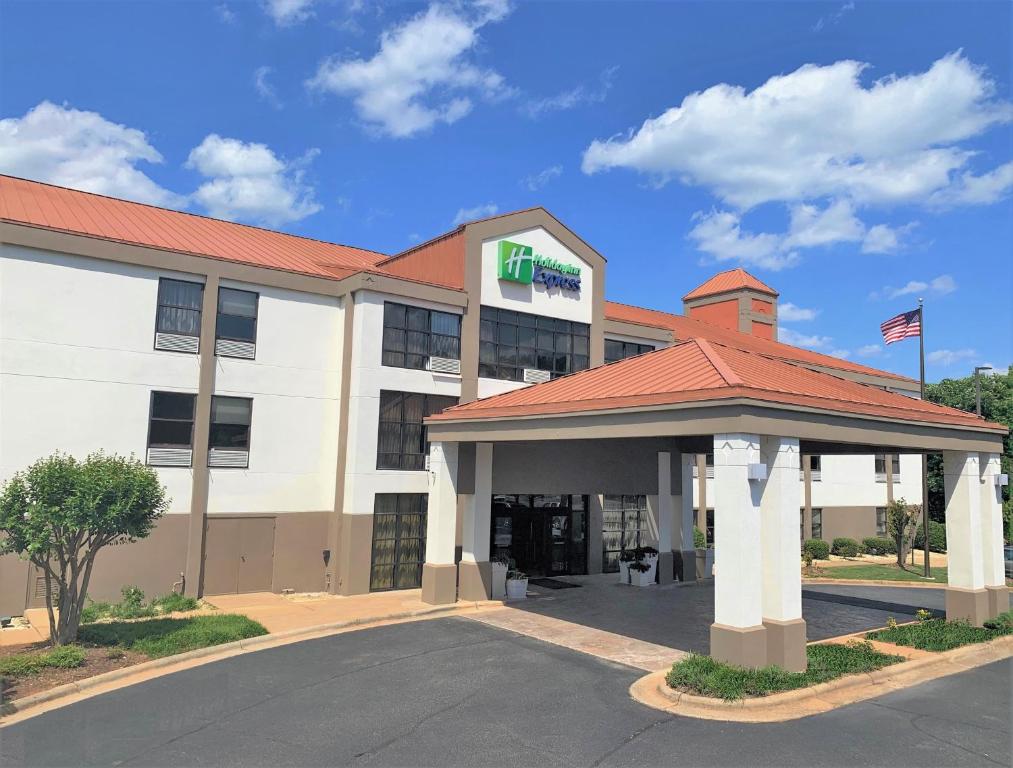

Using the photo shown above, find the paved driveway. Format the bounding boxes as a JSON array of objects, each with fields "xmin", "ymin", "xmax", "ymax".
[{"xmin": 1, "ymin": 617, "xmax": 1008, "ymax": 767}]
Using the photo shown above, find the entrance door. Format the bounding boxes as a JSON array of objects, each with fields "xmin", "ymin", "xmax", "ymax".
[
  {"xmin": 490, "ymin": 495, "xmax": 587, "ymax": 577},
  {"xmin": 203, "ymin": 517, "xmax": 275, "ymax": 595}
]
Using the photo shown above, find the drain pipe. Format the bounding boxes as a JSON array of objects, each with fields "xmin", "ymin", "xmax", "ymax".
[{"xmin": 171, "ymin": 572, "xmax": 185, "ymax": 595}]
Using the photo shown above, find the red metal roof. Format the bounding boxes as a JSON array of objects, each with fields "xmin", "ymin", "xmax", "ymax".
[
  {"xmin": 429, "ymin": 339, "xmax": 1004, "ymax": 432},
  {"xmin": 0, "ymin": 175, "xmax": 386, "ymax": 279},
  {"xmin": 606, "ymin": 300, "xmax": 916, "ymax": 384},
  {"xmin": 683, "ymin": 267, "xmax": 777, "ymax": 300}
]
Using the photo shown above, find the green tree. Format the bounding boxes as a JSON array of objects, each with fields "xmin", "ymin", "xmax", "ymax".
[
  {"xmin": 886, "ymin": 498, "xmax": 919, "ymax": 566},
  {"xmin": 925, "ymin": 368, "xmax": 1012, "ymax": 541},
  {"xmin": 0, "ymin": 453, "xmax": 168, "ymax": 644}
]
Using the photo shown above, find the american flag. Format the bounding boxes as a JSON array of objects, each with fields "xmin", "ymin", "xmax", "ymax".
[{"xmin": 880, "ymin": 309, "xmax": 922, "ymax": 344}]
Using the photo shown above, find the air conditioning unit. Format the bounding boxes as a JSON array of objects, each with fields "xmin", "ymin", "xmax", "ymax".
[
  {"xmin": 146, "ymin": 447, "xmax": 193, "ymax": 467},
  {"xmin": 154, "ymin": 333, "xmax": 199, "ymax": 354},
  {"xmin": 747, "ymin": 463, "xmax": 768, "ymax": 481},
  {"xmin": 995, "ymin": 473, "xmax": 1009, "ymax": 487},
  {"xmin": 215, "ymin": 339, "xmax": 256, "ymax": 359},
  {"xmin": 208, "ymin": 448, "xmax": 249, "ymax": 468},
  {"xmin": 429, "ymin": 356, "xmax": 461, "ymax": 375},
  {"xmin": 523, "ymin": 368, "xmax": 551, "ymax": 384}
]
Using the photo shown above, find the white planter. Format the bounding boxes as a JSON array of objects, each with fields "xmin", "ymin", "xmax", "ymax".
[
  {"xmin": 506, "ymin": 577, "xmax": 529, "ymax": 599},
  {"xmin": 618, "ymin": 560, "xmax": 631, "ymax": 583},
  {"xmin": 629, "ymin": 568, "xmax": 654, "ymax": 587},
  {"xmin": 491, "ymin": 563, "xmax": 508, "ymax": 599},
  {"xmin": 645, "ymin": 553, "xmax": 658, "ymax": 582},
  {"xmin": 704, "ymin": 548, "xmax": 715, "ymax": 578}
]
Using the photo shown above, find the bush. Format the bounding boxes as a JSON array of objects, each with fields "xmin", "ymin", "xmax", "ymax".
[
  {"xmin": 78, "ymin": 614, "xmax": 268, "ymax": 658},
  {"xmin": 913, "ymin": 520, "xmax": 947, "ymax": 553},
  {"xmin": 150, "ymin": 592, "xmax": 200, "ymax": 614},
  {"xmin": 803, "ymin": 539, "xmax": 830, "ymax": 561},
  {"xmin": 831, "ymin": 537, "xmax": 861, "ymax": 558},
  {"xmin": 81, "ymin": 588, "xmax": 199, "ymax": 623},
  {"xmin": 862, "ymin": 537, "xmax": 897, "ymax": 556},
  {"xmin": 0, "ymin": 645, "xmax": 86, "ymax": 677},
  {"xmin": 867, "ymin": 614, "xmax": 1011, "ymax": 651},
  {"xmin": 983, "ymin": 610, "xmax": 1013, "ymax": 633},
  {"xmin": 693, "ymin": 526, "xmax": 706, "ymax": 548}
]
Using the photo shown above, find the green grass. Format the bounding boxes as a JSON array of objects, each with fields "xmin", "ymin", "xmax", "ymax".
[
  {"xmin": 80, "ymin": 587, "xmax": 200, "ymax": 624},
  {"xmin": 811, "ymin": 564, "xmax": 948, "ymax": 583},
  {"xmin": 77, "ymin": 614, "xmax": 268, "ymax": 658},
  {"xmin": 0, "ymin": 645, "xmax": 86, "ymax": 678},
  {"xmin": 867, "ymin": 611, "xmax": 1013, "ymax": 651},
  {"xmin": 665, "ymin": 641, "xmax": 904, "ymax": 701}
]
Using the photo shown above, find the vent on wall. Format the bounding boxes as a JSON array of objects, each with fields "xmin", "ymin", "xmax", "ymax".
[
  {"xmin": 523, "ymin": 368, "xmax": 551, "ymax": 384},
  {"xmin": 209, "ymin": 448, "xmax": 249, "ymax": 468},
  {"xmin": 34, "ymin": 576, "xmax": 60, "ymax": 602},
  {"xmin": 216, "ymin": 339, "xmax": 256, "ymax": 359},
  {"xmin": 429, "ymin": 357, "xmax": 461, "ymax": 375},
  {"xmin": 155, "ymin": 333, "xmax": 199, "ymax": 354},
  {"xmin": 147, "ymin": 447, "xmax": 193, "ymax": 467}
]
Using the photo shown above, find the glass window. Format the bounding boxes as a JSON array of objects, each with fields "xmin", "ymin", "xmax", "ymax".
[
  {"xmin": 147, "ymin": 392, "xmax": 196, "ymax": 449},
  {"xmin": 370, "ymin": 494, "xmax": 428, "ymax": 591},
  {"xmin": 875, "ymin": 454, "xmax": 901, "ymax": 479},
  {"xmin": 216, "ymin": 287, "xmax": 258, "ymax": 345},
  {"xmin": 810, "ymin": 455, "xmax": 822, "ymax": 473},
  {"xmin": 209, "ymin": 396, "xmax": 252, "ymax": 450},
  {"xmin": 811, "ymin": 508, "xmax": 823, "ymax": 540},
  {"xmin": 876, "ymin": 507, "xmax": 887, "ymax": 537},
  {"xmin": 478, "ymin": 305, "xmax": 590, "ymax": 382},
  {"xmin": 601, "ymin": 495, "xmax": 648, "ymax": 573},
  {"xmin": 376, "ymin": 391, "xmax": 458, "ymax": 470},
  {"xmin": 875, "ymin": 454, "xmax": 886, "ymax": 475},
  {"xmin": 381, "ymin": 302, "xmax": 461, "ymax": 370},
  {"xmin": 604, "ymin": 339, "xmax": 654, "ymax": 364},
  {"xmin": 156, "ymin": 278, "xmax": 203, "ymax": 337}
]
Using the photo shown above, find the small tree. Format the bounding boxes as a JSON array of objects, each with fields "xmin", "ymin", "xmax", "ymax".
[
  {"xmin": 886, "ymin": 497, "xmax": 919, "ymax": 567},
  {"xmin": 0, "ymin": 452, "xmax": 167, "ymax": 644}
]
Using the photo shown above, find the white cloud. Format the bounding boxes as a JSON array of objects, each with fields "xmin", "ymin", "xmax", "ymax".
[
  {"xmin": 861, "ymin": 222, "xmax": 918, "ymax": 254},
  {"xmin": 186, "ymin": 134, "xmax": 322, "ymax": 226},
  {"xmin": 523, "ymin": 66, "xmax": 618, "ymax": 119},
  {"xmin": 928, "ymin": 161, "xmax": 1013, "ymax": 207},
  {"xmin": 307, "ymin": 2, "xmax": 512, "ymax": 138},
  {"xmin": 521, "ymin": 164, "xmax": 562, "ymax": 191},
  {"xmin": 582, "ymin": 53, "xmax": 1011, "ymax": 209},
  {"xmin": 452, "ymin": 203, "xmax": 498, "ymax": 226},
  {"xmin": 0, "ymin": 100, "xmax": 181, "ymax": 206},
  {"xmin": 927, "ymin": 348, "xmax": 977, "ymax": 366},
  {"xmin": 778, "ymin": 326, "xmax": 834, "ymax": 349},
  {"xmin": 856, "ymin": 344, "xmax": 883, "ymax": 357},
  {"xmin": 215, "ymin": 4, "xmax": 237, "ymax": 23},
  {"xmin": 830, "ymin": 348, "xmax": 851, "ymax": 359},
  {"xmin": 888, "ymin": 274, "xmax": 957, "ymax": 299},
  {"xmin": 779, "ymin": 302, "xmax": 819, "ymax": 322},
  {"xmin": 688, "ymin": 210, "xmax": 798, "ymax": 271},
  {"xmin": 254, "ymin": 66, "xmax": 282, "ymax": 109},
  {"xmin": 783, "ymin": 198, "xmax": 865, "ymax": 249},
  {"xmin": 263, "ymin": 0, "xmax": 315, "ymax": 26},
  {"xmin": 813, "ymin": 1, "xmax": 855, "ymax": 32}
]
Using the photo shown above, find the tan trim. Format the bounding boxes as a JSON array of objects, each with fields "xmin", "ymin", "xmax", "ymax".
[
  {"xmin": 603, "ymin": 318, "xmax": 674, "ymax": 344},
  {"xmin": 337, "ymin": 513, "xmax": 374, "ymax": 596},
  {"xmin": 885, "ymin": 452, "xmax": 895, "ymax": 504},
  {"xmin": 427, "ymin": 400, "xmax": 1004, "ymax": 453},
  {"xmin": 458, "ymin": 560, "xmax": 492, "ymax": 601},
  {"xmin": 1, "ymin": 221, "xmax": 468, "ymax": 308},
  {"xmin": 421, "ymin": 563, "xmax": 458, "ymax": 605},
  {"xmin": 710, "ymin": 623, "xmax": 768, "ymax": 669},
  {"xmin": 327, "ymin": 296, "xmax": 356, "ymax": 593},
  {"xmin": 763, "ymin": 618, "xmax": 807, "ymax": 672},
  {"xmin": 183, "ymin": 272, "xmax": 220, "ymax": 597},
  {"xmin": 945, "ymin": 587, "xmax": 990, "ymax": 626},
  {"xmin": 986, "ymin": 586, "xmax": 1010, "ymax": 619}
]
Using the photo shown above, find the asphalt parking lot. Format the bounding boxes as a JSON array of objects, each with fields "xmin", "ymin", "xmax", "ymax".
[{"xmin": 1, "ymin": 616, "xmax": 1008, "ymax": 768}]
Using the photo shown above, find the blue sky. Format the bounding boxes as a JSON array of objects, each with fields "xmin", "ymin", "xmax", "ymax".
[{"xmin": 2, "ymin": 0, "xmax": 1010, "ymax": 382}]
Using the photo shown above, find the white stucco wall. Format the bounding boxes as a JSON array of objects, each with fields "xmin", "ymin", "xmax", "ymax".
[
  {"xmin": 342, "ymin": 290, "xmax": 463, "ymax": 517},
  {"xmin": 208, "ymin": 279, "xmax": 343, "ymax": 514},
  {"xmin": 0, "ymin": 245, "xmax": 198, "ymax": 514}
]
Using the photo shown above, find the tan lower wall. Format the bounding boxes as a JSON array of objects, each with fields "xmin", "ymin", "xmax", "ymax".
[
  {"xmin": 272, "ymin": 511, "xmax": 329, "ymax": 593},
  {"xmin": 0, "ymin": 555, "xmax": 31, "ymax": 617},
  {"xmin": 818, "ymin": 506, "xmax": 880, "ymax": 544}
]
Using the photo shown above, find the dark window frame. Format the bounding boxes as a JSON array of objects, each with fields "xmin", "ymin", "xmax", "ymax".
[
  {"xmin": 811, "ymin": 508, "xmax": 823, "ymax": 540},
  {"xmin": 478, "ymin": 305, "xmax": 590, "ymax": 382},
  {"xmin": 381, "ymin": 301, "xmax": 462, "ymax": 371},
  {"xmin": 376, "ymin": 391, "xmax": 458, "ymax": 471},
  {"xmin": 604, "ymin": 339, "xmax": 654, "ymax": 364},
  {"xmin": 208, "ymin": 395, "xmax": 254, "ymax": 463},
  {"xmin": 215, "ymin": 286, "xmax": 259, "ymax": 349},
  {"xmin": 369, "ymin": 493, "xmax": 428, "ymax": 592},
  {"xmin": 154, "ymin": 278, "xmax": 204, "ymax": 342},
  {"xmin": 601, "ymin": 494, "xmax": 649, "ymax": 573},
  {"xmin": 146, "ymin": 391, "xmax": 197, "ymax": 463},
  {"xmin": 876, "ymin": 507, "xmax": 887, "ymax": 537}
]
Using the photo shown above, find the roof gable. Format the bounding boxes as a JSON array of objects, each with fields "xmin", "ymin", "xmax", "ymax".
[{"xmin": 683, "ymin": 268, "xmax": 777, "ymax": 300}]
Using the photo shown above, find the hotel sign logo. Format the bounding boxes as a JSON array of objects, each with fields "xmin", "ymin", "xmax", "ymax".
[{"xmin": 497, "ymin": 240, "xmax": 581, "ymax": 293}]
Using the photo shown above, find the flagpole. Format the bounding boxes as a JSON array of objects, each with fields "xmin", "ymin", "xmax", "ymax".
[{"xmin": 919, "ymin": 298, "xmax": 930, "ymax": 578}]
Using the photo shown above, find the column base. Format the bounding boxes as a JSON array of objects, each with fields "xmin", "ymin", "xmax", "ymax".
[
  {"xmin": 458, "ymin": 560, "xmax": 492, "ymax": 601},
  {"xmin": 763, "ymin": 618, "xmax": 807, "ymax": 672},
  {"xmin": 421, "ymin": 564, "xmax": 458, "ymax": 605},
  {"xmin": 945, "ymin": 586, "xmax": 990, "ymax": 626},
  {"xmin": 710, "ymin": 623, "xmax": 768, "ymax": 669},
  {"xmin": 679, "ymin": 550, "xmax": 697, "ymax": 582},
  {"xmin": 657, "ymin": 551, "xmax": 674, "ymax": 585},
  {"xmin": 986, "ymin": 586, "xmax": 1010, "ymax": 619}
]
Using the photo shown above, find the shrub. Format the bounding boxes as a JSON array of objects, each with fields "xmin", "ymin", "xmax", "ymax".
[
  {"xmin": 693, "ymin": 526, "xmax": 706, "ymax": 548},
  {"xmin": 983, "ymin": 610, "xmax": 1013, "ymax": 633},
  {"xmin": 913, "ymin": 520, "xmax": 947, "ymax": 553},
  {"xmin": 78, "ymin": 615, "xmax": 268, "ymax": 658},
  {"xmin": 803, "ymin": 539, "xmax": 830, "ymax": 561},
  {"xmin": 862, "ymin": 537, "xmax": 896, "ymax": 556},
  {"xmin": 151, "ymin": 592, "xmax": 200, "ymax": 614},
  {"xmin": 867, "ymin": 615, "xmax": 1011, "ymax": 651},
  {"xmin": 0, "ymin": 645, "xmax": 86, "ymax": 677},
  {"xmin": 831, "ymin": 537, "xmax": 861, "ymax": 558},
  {"xmin": 44, "ymin": 645, "xmax": 86, "ymax": 668}
]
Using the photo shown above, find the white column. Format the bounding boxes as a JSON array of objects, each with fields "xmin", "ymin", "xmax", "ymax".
[
  {"xmin": 943, "ymin": 450, "xmax": 987, "ymax": 623},
  {"xmin": 422, "ymin": 441, "xmax": 459, "ymax": 604},
  {"xmin": 461, "ymin": 443, "xmax": 493, "ymax": 563},
  {"xmin": 979, "ymin": 452, "xmax": 1009, "ymax": 618}
]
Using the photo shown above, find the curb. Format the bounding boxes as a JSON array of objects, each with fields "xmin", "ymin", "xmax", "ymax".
[
  {"xmin": 1, "ymin": 601, "xmax": 492, "ymax": 722},
  {"xmin": 629, "ymin": 635, "xmax": 1013, "ymax": 723},
  {"xmin": 802, "ymin": 578, "xmax": 945, "ymax": 589}
]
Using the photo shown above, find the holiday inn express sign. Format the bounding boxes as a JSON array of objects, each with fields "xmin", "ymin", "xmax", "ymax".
[{"xmin": 497, "ymin": 240, "xmax": 582, "ymax": 293}]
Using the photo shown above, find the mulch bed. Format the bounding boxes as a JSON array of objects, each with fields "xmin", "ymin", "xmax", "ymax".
[{"xmin": 1, "ymin": 643, "xmax": 148, "ymax": 704}]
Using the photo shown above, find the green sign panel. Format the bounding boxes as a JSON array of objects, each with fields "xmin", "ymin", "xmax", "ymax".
[{"xmin": 498, "ymin": 240, "xmax": 534, "ymax": 284}]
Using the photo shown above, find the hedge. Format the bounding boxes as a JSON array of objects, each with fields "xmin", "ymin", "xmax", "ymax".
[
  {"xmin": 862, "ymin": 537, "xmax": 897, "ymax": 556},
  {"xmin": 802, "ymin": 539, "xmax": 830, "ymax": 561},
  {"xmin": 914, "ymin": 520, "xmax": 947, "ymax": 553},
  {"xmin": 831, "ymin": 537, "xmax": 861, "ymax": 558}
]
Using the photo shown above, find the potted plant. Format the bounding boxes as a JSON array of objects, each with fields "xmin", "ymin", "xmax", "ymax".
[
  {"xmin": 628, "ymin": 560, "xmax": 654, "ymax": 587},
  {"xmin": 491, "ymin": 554, "xmax": 510, "ymax": 599},
  {"xmin": 618, "ymin": 549, "xmax": 636, "ymax": 583},
  {"xmin": 639, "ymin": 546, "xmax": 659, "ymax": 582},
  {"xmin": 505, "ymin": 569, "xmax": 529, "ymax": 599}
]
